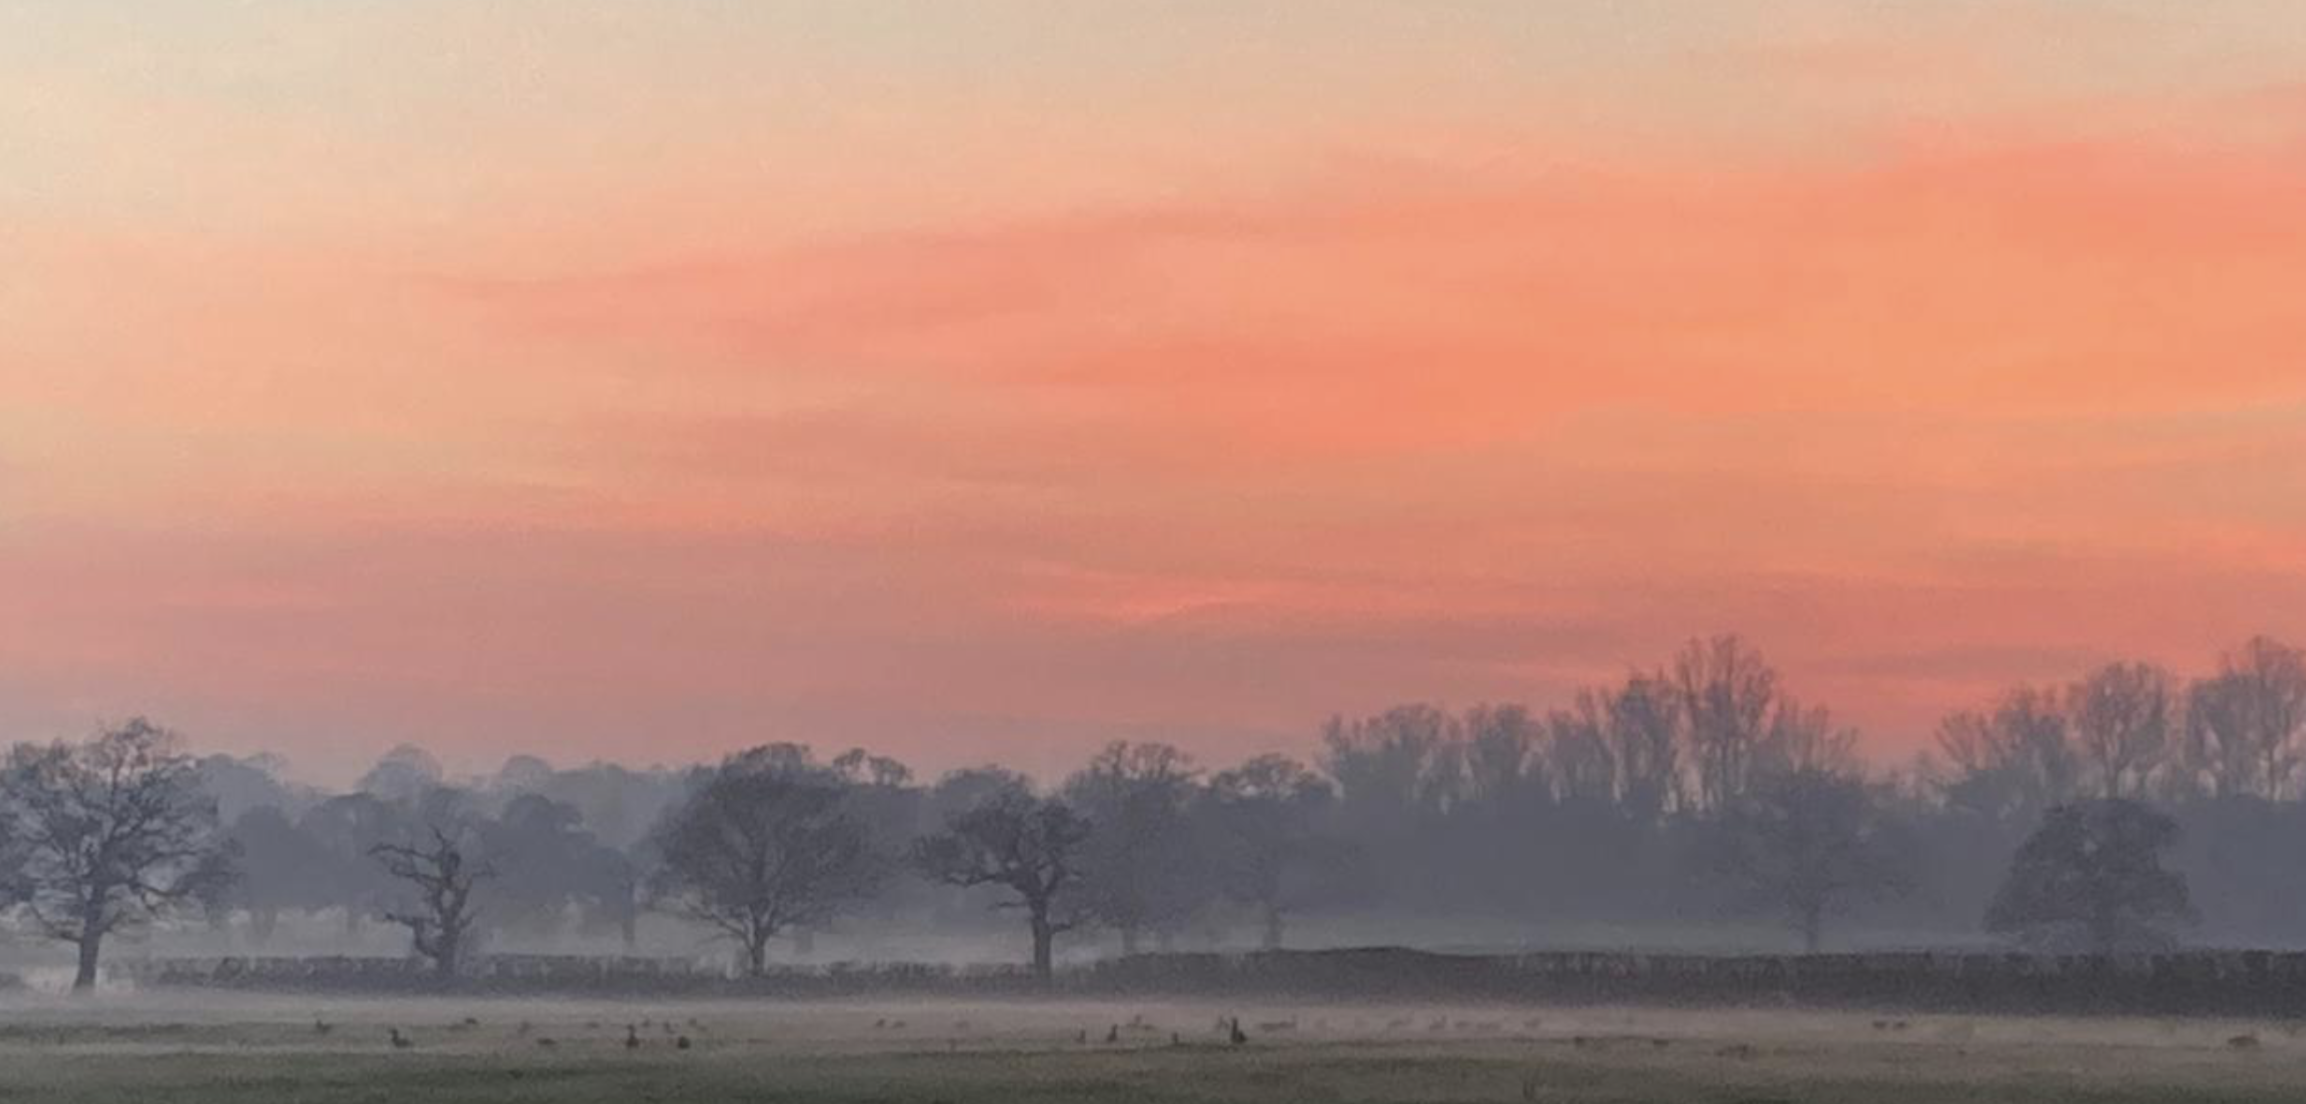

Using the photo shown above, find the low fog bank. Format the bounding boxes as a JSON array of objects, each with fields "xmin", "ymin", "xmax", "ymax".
[{"xmin": 6, "ymin": 635, "xmax": 2306, "ymax": 996}]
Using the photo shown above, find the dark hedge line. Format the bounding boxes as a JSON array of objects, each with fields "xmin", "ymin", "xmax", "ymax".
[{"xmin": 111, "ymin": 946, "xmax": 2306, "ymax": 1015}]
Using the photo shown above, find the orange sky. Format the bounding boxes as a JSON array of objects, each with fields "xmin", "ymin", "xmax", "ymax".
[{"xmin": 3, "ymin": 2, "xmax": 2303, "ymax": 782}]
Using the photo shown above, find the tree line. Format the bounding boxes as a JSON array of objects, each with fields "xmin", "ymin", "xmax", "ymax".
[{"xmin": 1, "ymin": 634, "xmax": 2299, "ymax": 991}]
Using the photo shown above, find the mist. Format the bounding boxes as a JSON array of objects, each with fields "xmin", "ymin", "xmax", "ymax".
[{"xmin": 6, "ymin": 633, "xmax": 2301, "ymax": 995}]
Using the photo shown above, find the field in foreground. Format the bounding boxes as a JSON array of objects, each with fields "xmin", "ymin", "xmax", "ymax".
[{"xmin": 2, "ymin": 995, "xmax": 2303, "ymax": 1103}]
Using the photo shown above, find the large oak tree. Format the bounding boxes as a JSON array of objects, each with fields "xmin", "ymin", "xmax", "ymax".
[
  {"xmin": 914, "ymin": 782, "xmax": 1090, "ymax": 979},
  {"xmin": 2, "ymin": 719, "xmax": 234, "ymax": 991},
  {"xmin": 652, "ymin": 748, "xmax": 884, "ymax": 976}
]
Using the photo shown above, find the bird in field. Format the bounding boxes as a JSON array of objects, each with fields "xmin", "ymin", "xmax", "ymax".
[
  {"xmin": 1228, "ymin": 1018, "xmax": 1248, "ymax": 1046},
  {"xmin": 387, "ymin": 1027, "xmax": 412, "ymax": 1050},
  {"xmin": 625, "ymin": 1025, "xmax": 642, "ymax": 1050}
]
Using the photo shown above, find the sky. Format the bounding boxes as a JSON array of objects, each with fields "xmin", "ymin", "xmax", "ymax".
[{"xmin": 3, "ymin": 1, "xmax": 2303, "ymax": 784}]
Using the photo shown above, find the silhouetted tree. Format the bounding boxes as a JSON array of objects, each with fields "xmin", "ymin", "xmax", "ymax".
[
  {"xmin": 1455, "ymin": 704, "xmax": 1549, "ymax": 812},
  {"xmin": 297, "ymin": 792, "xmax": 412, "ymax": 937},
  {"xmin": 579, "ymin": 841, "xmax": 648, "ymax": 949},
  {"xmin": 1320, "ymin": 704, "xmax": 1456, "ymax": 902},
  {"xmin": 1, "ymin": 719, "xmax": 235, "ymax": 991},
  {"xmin": 1547, "ymin": 695, "xmax": 1620, "ymax": 809},
  {"xmin": 832, "ymin": 747, "xmax": 915, "ymax": 790},
  {"xmin": 1604, "ymin": 673, "xmax": 1684, "ymax": 822},
  {"xmin": 914, "ymin": 783, "xmax": 1090, "ymax": 979},
  {"xmin": 828, "ymin": 748, "xmax": 927, "ymax": 927},
  {"xmin": 1986, "ymin": 799, "xmax": 2194, "ymax": 953},
  {"xmin": 225, "ymin": 805, "xmax": 332, "ymax": 942},
  {"xmin": 1675, "ymin": 635, "xmax": 1782, "ymax": 810},
  {"xmin": 651, "ymin": 750, "xmax": 884, "ymax": 976},
  {"xmin": 2069, "ymin": 663, "xmax": 2175, "ymax": 800},
  {"xmin": 195, "ymin": 753, "xmax": 303, "ymax": 824},
  {"xmin": 491, "ymin": 754, "xmax": 556, "ymax": 796},
  {"xmin": 1322, "ymin": 704, "xmax": 1455, "ymax": 826},
  {"xmin": 0, "ymin": 804, "xmax": 20, "ymax": 909},
  {"xmin": 1065, "ymin": 741, "xmax": 1209, "ymax": 953},
  {"xmin": 481, "ymin": 793, "xmax": 631, "ymax": 940},
  {"xmin": 1443, "ymin": 704, "xmax": 1554, "ymax": 912},
  {"xmin": 1762, "ymin": 698, "xmax": 1862, "ymax": 779},
  {"xmin": 358, "ymin": 743, "xmax": 446, "ymax": 804},
  {"xmin": 520, "ymin": 760, "xmax": 688, "ymax": 851},
  {"xmin": 1936, "ymin": 685, "xmax": 2079, "ymax": 825},
  {"xmin": 926, "ymin": 766, "xmax": 1032, "ymax": 824},
  {"xmin": 372, "ymin": 823, "xmax": 493, "ymax": 978},
  {"xmin": 1702, "ymin": 767, "xmax": 1910, "ymax": 952},
  {"xmin": 2182, "ymin": 638, "xmax": 2306, "ymax": 801},
  {"xmin": 1204, "ymin": 754, "xmax": 1345, "ymax": 949}
]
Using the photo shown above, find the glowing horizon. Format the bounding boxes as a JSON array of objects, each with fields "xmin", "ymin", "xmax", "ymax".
[{"xmin": 4, "ymin": 2, "xmax": 2303, "ymax": 783}]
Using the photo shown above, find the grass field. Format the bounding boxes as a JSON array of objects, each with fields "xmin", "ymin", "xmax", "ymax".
[{"xmin": 2, "ymin": 994, "xmax": 2302, "ymax": 1102}]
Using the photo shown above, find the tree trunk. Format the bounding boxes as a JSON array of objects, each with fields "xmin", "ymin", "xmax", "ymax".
[
  {"xmin": 435, "ymin": 928, "xmax": 461, "ymax": 978},
  {"xmin": 73, "ymin": 931, "xmax": 103, "ymax": 992},
  {"xmin": 1261, "ymin": 903, "xmax": 1284, "ymax": 952},
  {"xmin": 746, "ymin": 931, "xmax": 770, "ymax": 977},
  {"xmin": 1029, "ymin": 914, "xmax": 1055, "ymax": 980}
]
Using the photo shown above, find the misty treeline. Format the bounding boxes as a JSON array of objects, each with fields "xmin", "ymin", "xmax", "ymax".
[{"xmin": 1, "ymin": 635, "xmax": 2301, "ymax": 989}]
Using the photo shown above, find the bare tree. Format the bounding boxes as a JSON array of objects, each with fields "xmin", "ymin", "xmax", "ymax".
[
  {"xmin": 1204, "ymin": 754, "xmax": 1347, "ymax": 950},
  {"xmin": 1320, "ymin": 704, "xmax": 1457, "ymax": 825},
  {"xmin": 1545, "ymin": 673, "xmax": 1687, "ymax": 819},
  {"xmin": 1935, "ymin": 685, "xmax": 2079, "ymax": 823},
  {"xmin": 651, "ymin": 753, "xmax": 883, "ymax": 976},
  {"xmin": 1456, "ymin": 704, "xmax": 1550, "ymax": 812},
  {"xmin": 225, "ymin": 805, "xmax": 332, "ymax": 943},
  {"xmin": 1762, "ymin": 697, "xmax": 1861, "ymax": 779},
  {"xmin": 913, "ymin": 785, "xmax": 1090, "ymax": 979},
  {"xmin": 2068, "ymin": 662, "xmax": 2175, "ymax": 800},
  {"xmin": 371, "ymin": 824, "xmax": 493, "ymax": 979},
  {"xmin": 1703, "ymin": 767, "xmax": 1910, "ymax": 953},
  {"xmin": 1605, "ymin": 672, "xmax": 1684, "ymax": 822},
  {"xmin": 1546, "ymin": 693, "xmax": 1619, "ymax": 808},
  {"xmin": 1, "ymin": 719, "xmax": 234, "ymax": 992},
  {"xmin": 2182, "ymin": 637, "xmax": 2306, "ymax": 801},
  {"xmin": 1674, "ymin": 635, "xmax": 1781, "ymax": 811},
  {"xmin": 1064, "ymin": 742, "xmax": 1207, "ymax": 954}
]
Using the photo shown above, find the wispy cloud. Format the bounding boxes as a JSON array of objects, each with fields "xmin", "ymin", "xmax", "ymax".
[{"xmin": 3, "ymin": 3, "xmax": 2304, "ymax": 774}]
